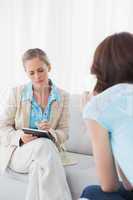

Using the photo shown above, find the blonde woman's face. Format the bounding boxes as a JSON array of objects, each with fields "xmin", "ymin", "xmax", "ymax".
[{"xmin": 24, "ymin": 57, "xmax": 49, "ymax": 88}]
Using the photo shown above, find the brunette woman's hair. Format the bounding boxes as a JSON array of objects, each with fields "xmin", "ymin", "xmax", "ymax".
[{"xmin": 91, "ymin": 32, "xmax": 133, "ymax": 93}]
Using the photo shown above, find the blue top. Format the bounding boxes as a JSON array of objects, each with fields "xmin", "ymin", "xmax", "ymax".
[
  {"xmin": 21, "ymin": 80, "xmax": 61, "ymax": 129},
  {"xmin": 83, "ymin": 83, "xmax": 133, "ymax": 184}
]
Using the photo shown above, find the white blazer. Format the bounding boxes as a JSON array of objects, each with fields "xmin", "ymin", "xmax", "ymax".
[{"xmin": 0, "ymin": 84, "xmax": 69, "ymax": 174}]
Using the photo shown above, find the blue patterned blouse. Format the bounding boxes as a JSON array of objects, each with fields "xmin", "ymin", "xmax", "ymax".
[{"xmin": 21, "ymin": 80, "xmax": 60, "ymax": 129}]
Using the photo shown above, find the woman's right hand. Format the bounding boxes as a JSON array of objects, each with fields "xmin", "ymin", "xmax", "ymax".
[{"xmin": 21, "ymin": 133, "xmax": 37, "ymax": 144}]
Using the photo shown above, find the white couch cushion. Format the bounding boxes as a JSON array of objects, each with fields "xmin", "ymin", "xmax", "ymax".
[
  {"xmin": 66, "ymin": 94, "xmax": 92, "ymax": 155},
  {"xmin": 65, "ymin": 152, "xmax": 98, "ymax": 200}
]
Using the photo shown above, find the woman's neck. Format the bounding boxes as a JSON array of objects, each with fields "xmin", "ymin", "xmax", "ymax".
[
  {"xmin": 33, "ymin": 85, "xmax": 51, "ymax": 110},
  {"xmin": 33, "ymin": 86, "xmax": 50, "ymax": 95}
]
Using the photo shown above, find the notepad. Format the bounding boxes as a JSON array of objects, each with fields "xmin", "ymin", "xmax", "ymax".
[{"xmin": 22, "ymin": 128, "xmax": 52, "ymax": 139}]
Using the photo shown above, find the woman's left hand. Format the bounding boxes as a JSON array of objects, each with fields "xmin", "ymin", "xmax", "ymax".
[
  {"xmin": 117, "ymin": 164, "xmax": 133, "ymax": 191},
  {"xmin": 37, "ymin": 121, "xmax": 51, "ymax": 131}
]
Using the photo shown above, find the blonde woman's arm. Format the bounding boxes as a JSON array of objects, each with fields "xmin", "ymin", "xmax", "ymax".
[
  {"xmin": 0, "ymin": 88, "xmax": 24, "ymax": 146},
  {"xmin": 49, "ymin": 92, "xmax": 69, "ymax": 146}
]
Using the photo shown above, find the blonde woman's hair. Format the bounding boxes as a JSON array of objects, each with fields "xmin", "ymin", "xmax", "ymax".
[{"xmin": 22, "ymin": 48, "xmax": 51, "ymax": 71}]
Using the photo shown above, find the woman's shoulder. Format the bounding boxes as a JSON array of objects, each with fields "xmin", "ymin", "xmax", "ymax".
[
  {"xmin": 8, "ymin": 83, "xmax": 31, "ymax": 102},
  {"xmin": 99, "ymin": 83, "xmax": 133, "ymax": 97},
  {"xmin": 83, "ymin": 83, "xmax": 133, "ymax": 119},
  {"xmin": 96, "ymin": 83, "xmax": 133, "ymax": 107},
  {"xmin": 11, "ymin": 83, "xmax": 30, "ymax": 93},
  {"xmin": 56, "ymin": 87, "xmax": 69, "ymax": 99}
]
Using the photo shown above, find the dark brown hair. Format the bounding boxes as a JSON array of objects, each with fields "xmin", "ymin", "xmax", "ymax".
[
  {"xmin": 91, "ymin": 32, "xmax": 133, "ymax": 93},
  {"xmin": 22, "ymin": 48, "xmax": 51, "ymax": 70}
]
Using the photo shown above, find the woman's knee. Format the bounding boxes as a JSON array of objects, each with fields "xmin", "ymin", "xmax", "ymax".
[
  {"xmin": 32, "ymin": 138, "xmax": 58, "ymax": 158},
  {"xmin": 29, "ymin": 138, "xmax": 61, "ymax": 173},
  {"xmin": 80, "ymin": 185, "xmax": 126, "ymax": 200}
]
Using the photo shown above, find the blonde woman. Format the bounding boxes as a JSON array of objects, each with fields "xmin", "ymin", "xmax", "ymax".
[{"xmin": 0, "ymin": 48, "xmax": 72, "ymax": 200}]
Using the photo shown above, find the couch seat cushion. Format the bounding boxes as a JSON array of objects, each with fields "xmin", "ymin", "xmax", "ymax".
[{"xmin": 64, "ymin": 152, "xmax": 99, "ymax": 200}]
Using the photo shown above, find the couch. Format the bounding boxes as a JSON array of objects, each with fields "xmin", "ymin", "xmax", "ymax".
[{"xmin": 0, "ymin": 94, "xmax": 98, "ymax": 200}]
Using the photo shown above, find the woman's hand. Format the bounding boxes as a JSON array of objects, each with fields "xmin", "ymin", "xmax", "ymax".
[
  {"xmin": 80, "ymin": 91, "xmax": 97, "ymax": 111},
  {"xmin": 21, "ymin": 133, "xmax": 37, "ymax": 144},
  {"xmin": 117, "ymin": 164, "xmax": 133, "ymax": 191},
  {"xmin": 37, "ymin": 121, "xmax": 51, "ymax": 131}
]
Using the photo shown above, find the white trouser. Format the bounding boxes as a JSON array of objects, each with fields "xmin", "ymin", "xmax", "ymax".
[{"xmin": 9, "ymin": 138, "xmax": 72, "ymax": 200}]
